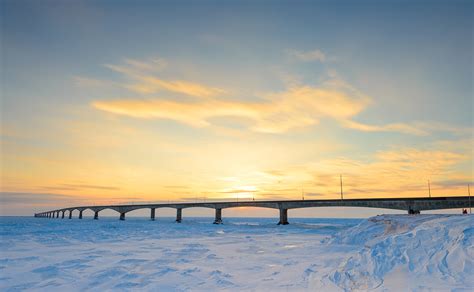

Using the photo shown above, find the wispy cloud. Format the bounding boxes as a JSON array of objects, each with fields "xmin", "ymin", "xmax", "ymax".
[
  {"xmin": 89, "ymin": 57, "xmax": 469, "ymax": 136},
  {"xmin": 123, "ymin": 57, "xmax": 167, "ymax": 72},
  {"xmin": 93, "ymin": 79, "xmax": 371, "ymax": 133},
  {"xmin": 125, "ymin": 77, "xmax": 225, "ymax": 96},
  {"xmin": 261, "ymin": 144, "xmax": 471, "ymax": 198},
  {"xmin": 58, "ymin": 184, "xmax": 120, "ymax": 191},
  {"xmin": 73, "ymin": 76, "xmax": 111, "ymax": 87},
  {"xmin": 104, "ymin": 58, "xmax": 225, "ymax": 97},
  {"xmin": 288, "ymin": 49, "xmax": 327, "ymax": 62},
  {"xmin": 0, "ymin": 192, "xmax": 80, "ymax": 204},
  {"xmin": 92, "ymin": 73, "xmax": 436, "ymax": 135},
  {"xmin": 341, "ymin": 120, "xmax": 429, "ymax": 136}
]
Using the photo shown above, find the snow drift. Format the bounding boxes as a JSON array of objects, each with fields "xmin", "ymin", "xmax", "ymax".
[{"xmin": 328, "ymin": 215, "xmax": 473, "ymax": 291}]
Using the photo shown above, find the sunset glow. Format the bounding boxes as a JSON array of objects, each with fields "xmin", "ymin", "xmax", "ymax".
[{"xmin": 1, "ymin": 1, "xmax": 472, "ymax": 215}]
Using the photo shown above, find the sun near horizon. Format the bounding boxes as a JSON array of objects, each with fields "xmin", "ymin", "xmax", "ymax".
[{"xmin": 1, "ymin": 0, "xmax": 473, "ymax": 216}]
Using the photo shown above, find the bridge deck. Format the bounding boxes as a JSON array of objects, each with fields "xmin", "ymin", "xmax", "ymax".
[{"xmin": 35, "ymin": 196, "xmax": 471, "ymax": 224}]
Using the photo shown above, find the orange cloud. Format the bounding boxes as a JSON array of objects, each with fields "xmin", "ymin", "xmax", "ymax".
[
  {"xmin": 262, "ymin": 146, "xmax": 471, "ymax": 199},
  {"xmin": 126, "ymin": 76, "xmax": 226, "ymax": 97},
  {"xmin": 93, "ymin": 80, "xmax": 372, "ymax": 133},
  {"xmin": 90, "ymin": 57, "xmax": 469, "ymax": 136},
  {"xmin": 104, "ymin": 59, "xmax": 225, "ymax": 97},
  {"xmin": 341, "ymin": 120, "xmax": 429, "ymax": 136}
]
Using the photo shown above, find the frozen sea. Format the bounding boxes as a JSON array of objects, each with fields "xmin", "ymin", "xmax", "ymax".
[{"xmin": 0, "ymin": 215, "xmax": 472, "ymax": 291}]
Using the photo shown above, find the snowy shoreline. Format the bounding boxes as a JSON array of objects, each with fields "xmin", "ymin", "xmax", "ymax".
[{"xmin": 1, "ymin": 215, "xmax": 472, "ymax": 291}]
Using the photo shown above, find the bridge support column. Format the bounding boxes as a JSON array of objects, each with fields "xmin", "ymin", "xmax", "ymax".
[
  {"xmin": 408, "ymin": 208, "xmax": 420, "ymax": 215},
  {"xmin": 69, "ymin": 210, "xmax": 72, "ymax": 219},
  {"xmin": 79, "ymin": 210, "xmax": 83, "ymax": 219},
  {"xmin": 119, "ymin": 212, "xmax": 125, "ymax": 220},
  {"xmin": 56, "ymin": 211, "xmax": 59, "ymax": 218},
  {"xmin": 213, "ymin": 208, "xmax": 223, "ymax": 224},
  {"xmin": 278, "ymin": 208, "xmax": 289, "ymax": 225},
  {"xmin": 61, "ymin": 211, "xmax": 65, "ymax": 219},
  {"xmin": 94, "ymin": 211, "xmax": 99, "ymax": 220},
  {"xmin": 150, "ymin": 208, "xmax": 155, "ymax": 221},
  {"xmin": 176, "ymin": 208, "xmax": 182, "ymax": 223}
]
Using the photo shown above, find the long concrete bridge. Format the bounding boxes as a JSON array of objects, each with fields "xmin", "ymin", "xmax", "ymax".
[{"xmin": 35, "ymin": 196, "xmax": 471, "ymax": 225}]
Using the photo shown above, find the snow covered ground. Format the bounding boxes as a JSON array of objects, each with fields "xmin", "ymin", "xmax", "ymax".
[{"xmin": 0, "ymin": 215, "xmax": 472, "ymax": 291}]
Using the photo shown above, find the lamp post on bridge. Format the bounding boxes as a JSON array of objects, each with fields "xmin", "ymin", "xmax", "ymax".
[
  {"xmin": 340, "ymin": 174, "xmax": 344, "ymax": 200},
  {"xmin": 428, "ymin": 180, "xmax": 431, "ymax": 198},
  {"xmin": 469, "ymin": 184, "xmax": 471, "ymax": 214}
]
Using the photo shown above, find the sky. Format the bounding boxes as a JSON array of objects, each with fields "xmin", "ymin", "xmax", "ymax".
[{"xmin": 1, "ymin": 0, "xmax": 473, "ymax": 216}]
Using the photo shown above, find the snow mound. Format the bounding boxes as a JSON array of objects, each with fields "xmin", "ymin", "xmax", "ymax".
[{"xmin": 329, "ymin": 215, "xmax": 474, "ymax": 291}]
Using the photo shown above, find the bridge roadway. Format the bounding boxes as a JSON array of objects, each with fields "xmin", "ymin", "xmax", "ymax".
[{"xmin": 35, "ymin": 196, "xmax": 471, "ymax": 225}]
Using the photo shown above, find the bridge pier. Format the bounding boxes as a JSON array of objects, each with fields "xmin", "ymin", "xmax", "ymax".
[
  {"xmin": 79, "ymin": 210, "xmax": 83, "ymax": 219},
  {"xmin": 278, "ymin": 208, "xmax": 289, "ymax": 225},
  {"xmin": 94, "ymin": 211, "xmax": 99, "ymax": 220},
  {"xmin": 213, "ymin": 208, "xmax": 223, "ymax": 224},
  {"xmin": 56, "ymin": 211, "xmax": 59, "ymax": 218},
  {"xmin": 150, "ymin": 208, "xmax": 155, "ymax": 221},
  {"xmin": 176, "ymin": 208, "xmax": 182, "ymax": 223},
  {"xmin": 119, "ymin": 212, "xmax": 125, "ymax": 220},
  {"xmin": 61, "ymin": 211, "xmax": 65, "ymax": 219},
  {"xmin": 408, "ymin": 208, "xmax": 420, "ymax": 215},
  {"xmin": 69, "ymin": 210, "xmax": 72, "ymax": 219}
]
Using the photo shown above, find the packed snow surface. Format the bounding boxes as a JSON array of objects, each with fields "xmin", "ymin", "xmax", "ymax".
[{"xmin": 0, "ymin": 215, "xmax": 472, "ymax": 291}]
